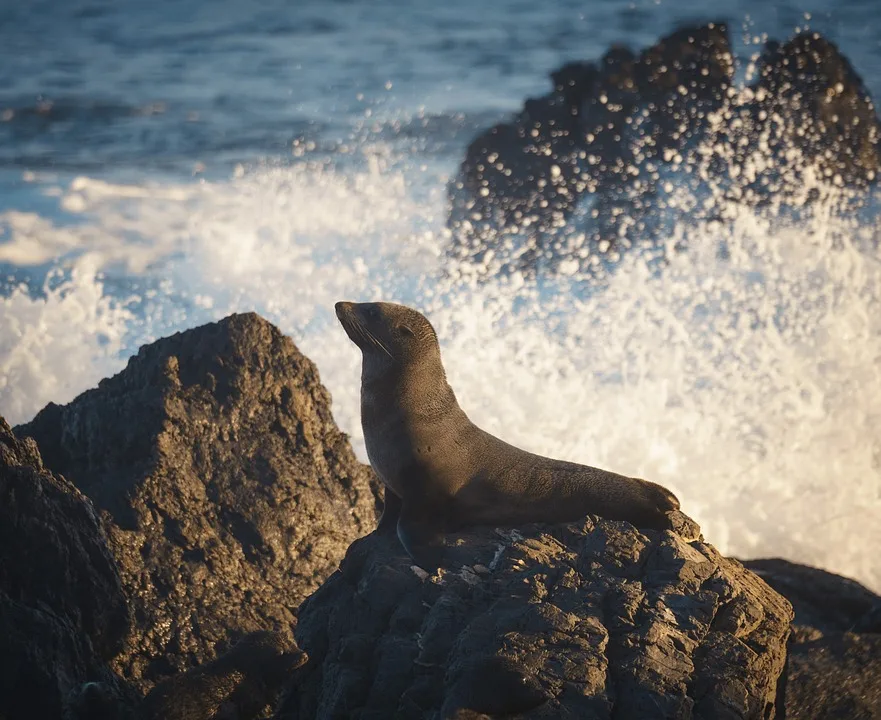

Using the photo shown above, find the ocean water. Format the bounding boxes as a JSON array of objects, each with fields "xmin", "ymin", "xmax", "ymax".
[{"xmin": 2, "ymin": 0, "xmax": 881, "ymax": 590}]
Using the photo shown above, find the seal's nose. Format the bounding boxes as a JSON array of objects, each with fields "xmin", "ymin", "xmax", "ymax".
[{"xmin": 335, "ymin": 301, "xmax": 354, "ymax": 319}]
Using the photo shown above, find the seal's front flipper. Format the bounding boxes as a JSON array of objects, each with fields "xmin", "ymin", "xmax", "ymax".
[
  {"xmin": 376, "ymin": 486, "xmax": 402, "ymax": 534},
  {"xmin": 397, "ymin": 500, "xmax": 447, "ymax": 572}
]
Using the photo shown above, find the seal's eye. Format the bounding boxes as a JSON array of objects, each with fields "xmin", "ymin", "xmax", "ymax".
[{"xmin": 397, "ymin": 325, "xmax": 415, "ymax": 337}]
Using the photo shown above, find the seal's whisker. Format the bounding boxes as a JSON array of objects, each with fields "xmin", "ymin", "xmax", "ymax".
[
  {"xmin": 364, "ymin": 327, "xmax": 394, "ymax": 359},
  {"xmin": 348, "ymin": 317, "xmax": 394, "ymax": 360},
  {"xmin": 354, "ymin": 321, "xmax": 372, "ymax": 347}
]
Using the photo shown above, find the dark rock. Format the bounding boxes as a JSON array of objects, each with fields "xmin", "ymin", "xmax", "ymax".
[
  {"xmin": 16, "ymin": 312, "xmax": 381, "ymax": 692},
  {"xmin": 141, "ymin": 630, "xmax": 307, "ymax": 720},
  {"xmin": 858, "ymin": 603, "xmax": 881, "ymax": 635},
  {"xmin": 64, "ymin": 681, "xmax": 137, "ymax": 720},
  {"xmin": 742, "ymin": 558, "xmax": 880, "ymax": 635},
  {"xmin": 748, "ymin": 32, "xmax": 881, "ymax": 191},
  {"xmin": 582, "ymin": 21, "xmax": 733, "ymax": 256},
  {"xmin": 0, "ymin": 416, "xmax": 133, "ymax": 720},
  {"xmin": 448, "ymin": 24, "xmax": 880, "ymax": 279},
  {"xmin": 446, "ymin": 22, "xmax": 733, "ymax": 274},
  {"xmin": 786, "ymin": 633, "xmax": 881, "ymax": 720},
  {"xmin": 628, "ymin": 22, "xmax": 734, "ymax": 148},
  {"xmin": 276, "ymin": 512, "xmax": 792, "ymax": 719},
  {"xmin": 65, "ymin": 631, "xmax": 307, "ymax": 720},
  {"xmin": 447, "ymin": 60, "xmax": 596, "ymax": 270},
  {"xmin": 742, "ymin": 558, "xmax": 881, "ymax": 719},
  {"xmin": 700, "ymin": 32, "xmax": 881, "ymax": 212}
]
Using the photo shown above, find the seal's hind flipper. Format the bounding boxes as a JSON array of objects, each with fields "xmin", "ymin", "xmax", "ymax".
[
  {"xmin": 397, "ymin": 498, "xmax": 447, "ymax": 572},
  {"xmin": 376, "ymin": 486, "xmax": 402, "ymax": 534}
]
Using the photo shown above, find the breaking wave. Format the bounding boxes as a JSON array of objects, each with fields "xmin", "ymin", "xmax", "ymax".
[{"xmin": 1, "ymin": 148, "xmax": 879, "ymax": 590}]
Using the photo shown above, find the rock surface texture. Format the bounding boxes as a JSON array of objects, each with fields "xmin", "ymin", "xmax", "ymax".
[
  {"xmin": 140, "ymin": 630, "xmax": 308, "ymax": 720},
  {"xmin": 17, "ymin": 312, "xmax": 381, "ymax": 693},
  {"xmin": 277, "ymin": 513, "xmax": 793, "ymax": 719},
  {"xmin": 0, "ymin": 415, "xmax": 131, "ymax": 720},
  {"xmin": 744, "ymin": 559, "xmax": 881, "ymax": 719}
]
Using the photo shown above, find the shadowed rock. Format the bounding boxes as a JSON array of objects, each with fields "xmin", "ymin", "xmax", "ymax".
[
  {"xmin": 64, "ymin": 631, "xmax": 307, "ymax": 720},
  {"xmin": 744, "ymin": 558, "xmax": 881, "ymax": 635},
  {"xmin": 785, "ymin": 634, "xmax": 881, "ymax": 720},
  {"xmin": 276, "ymin": 512, "xmax": 792, "ymax": 719},
  {"xmin": 447, "ymin": 59, "xmax": 597, "ymax": 270},
  {"xmin": 750, "ymin": 32, "xmax": 881, "ymax": 190},
  {"xmin": 16, "ymin": 312, "xmax": 381, "ymax": 692},
  {"xmin": 0, "ymin": 416, "xmax": 133, "ymax": 719},
  {"xmin": 743, "ymin": 558, "xmax": 881, "ymax": 719},
  {"xmin": 447, "ymin": 21, "xmax": 733, "ymax": 274},
  {"xmin": 141, "ymin": 630, "xmax": 307, "ymax": 720},
  {"xmin": 448, "ymin": 24, "xmax": 880, "ymax": 278}
]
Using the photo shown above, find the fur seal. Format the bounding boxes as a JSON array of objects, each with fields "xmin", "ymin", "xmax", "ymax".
[{"xmin": 335, "ymin": 300, "xmax": 680, "ymax": 571}]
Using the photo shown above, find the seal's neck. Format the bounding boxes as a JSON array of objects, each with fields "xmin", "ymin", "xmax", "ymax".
[{"xmin": 361, "ymin": 354, "xmax": 460, "ymax": 420}]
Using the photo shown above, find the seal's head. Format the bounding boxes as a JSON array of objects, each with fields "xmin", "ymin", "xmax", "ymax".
[{"xmin": 335, "ymin": 301, "xmax": 441, "ymax": 377}]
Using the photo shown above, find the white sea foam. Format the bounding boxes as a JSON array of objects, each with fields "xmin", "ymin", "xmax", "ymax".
[
  {"xmin": 0, "ymin": 257, "xmax": 132, "ymax": 424},
  {"xmin": 1, "ymin": 160, "xmax": 879, "ymax": 592}
]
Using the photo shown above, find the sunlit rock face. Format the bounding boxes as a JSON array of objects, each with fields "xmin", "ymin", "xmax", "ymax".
[
  {"xmin": 447, "ymin": 23, "xmax": 880, "ymax": 279},
  {"xmin": 276, "ymin": 513, "xmax": 793, "ymax": 720},
  {"xmin": 17, "ymin": 312, "xmax": 381, "ymax": 694}
]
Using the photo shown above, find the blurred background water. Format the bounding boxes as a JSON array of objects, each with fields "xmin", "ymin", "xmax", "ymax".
[{"xmin": 1, "ymin": 0, "xmax": 880, "ymax": 588}]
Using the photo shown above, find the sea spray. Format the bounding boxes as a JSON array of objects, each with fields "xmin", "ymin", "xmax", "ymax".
[{"xmin": 1, "ymin": 136, "xmax": 880, "ymax": 591}]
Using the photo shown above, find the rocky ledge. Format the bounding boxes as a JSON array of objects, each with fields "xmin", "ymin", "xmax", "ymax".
[
  {"xmin": 277, "ymin": 514, "xmax": 791, "ymax": 719},
  {"xmin": 3, "ymin": 312, "xmax": 879, "ymax": 719}
]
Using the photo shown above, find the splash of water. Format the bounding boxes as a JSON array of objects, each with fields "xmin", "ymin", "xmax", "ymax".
[
  {"xmin": 0, "ymin": 257, "xmax": 133, "ymax": 423},
  {"xmin": 0, "ymin": 144, "xmax": 879, "ymax": 590}
]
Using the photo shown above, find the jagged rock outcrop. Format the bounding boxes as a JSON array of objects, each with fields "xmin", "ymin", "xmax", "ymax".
[
  {"xmin": 447, "ymin": 24, "xmax": 881, "ymax": 277},
  {"xmin": 744, "ymin": 559, "xmax": 881, "ymax": 719},
  {"xmin": 276, "ymin": 513, "xmax": 793, "ymax": 719},
  {"xmin": 0, "ymin": 416, "xmax": 132, "ymax": 720},
  {"xmin": 16, "ymin": 312, "xmax": 381, "ymax": 693},
  {"xmin": 748, "ymin": 33, "xmax": 881, "ymax": 191},
  {"xmin": 447, "ymin": 22, "xmax": 734, "ymax": 273}
]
